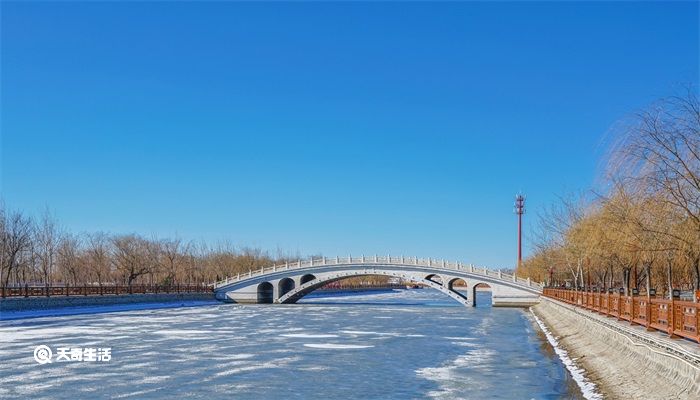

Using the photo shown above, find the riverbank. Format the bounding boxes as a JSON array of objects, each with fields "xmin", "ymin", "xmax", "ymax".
[
  {"xmin": 0, "ymin": 299, "xmax": 221, "ymax": 321},
  {"xmin": 0, "ymin": 288, "xmax": 401, "ymax": 320},
  {"xmin": 532, "ymin": 298, "xmax": 700, "ymax": 399},
  {"xmin": 0, "ymin": 292, "xmax": 215, "ymax": 314}
]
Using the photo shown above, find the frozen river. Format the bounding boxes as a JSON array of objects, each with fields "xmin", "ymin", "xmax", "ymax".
[{"xmin": 0, "ymin": 289, "xmax": 583, "ymax": 399}]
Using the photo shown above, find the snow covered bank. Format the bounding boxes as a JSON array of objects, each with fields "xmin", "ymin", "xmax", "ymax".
[
  {"xmin": 530, "ymin": 309, "xmax": 601, "ymax": 399},
  {"xmin": 0, "ymin": 299, "xmax": 220, "ymax": 320},
  {"xmin": 0, "ymin": 292, "xmax": 216, "ymax": 319},
  {"xmin": 532, "ymin": 298, "xmax": 700, "ymax": 399}
]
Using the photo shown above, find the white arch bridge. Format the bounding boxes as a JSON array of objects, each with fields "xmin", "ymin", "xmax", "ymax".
[{"xmin": 213, "ymin": 256, "xmax": 542, "ymax": 307}]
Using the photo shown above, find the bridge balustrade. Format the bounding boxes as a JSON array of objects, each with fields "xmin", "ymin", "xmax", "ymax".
[
  {"xmin": 213, "ymin": 256, "xmax": 544, "ymax": 291},
  {"xmin": 543, "ymin": 288, "xmax": 700, "ymax": 345}
]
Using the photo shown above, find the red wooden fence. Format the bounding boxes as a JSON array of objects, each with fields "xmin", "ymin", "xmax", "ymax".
[
  {"xmin": 543, "ymin": 288, "xmax": 699, "ymax": 345},
  {"xmin": 1, "ymin": 284, "xmax": 212, "ymax": 298}
]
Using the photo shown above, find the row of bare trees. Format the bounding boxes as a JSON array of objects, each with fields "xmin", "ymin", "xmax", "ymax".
[
  {"xmin": 0, "ymin": 207, "xmax": 304, "ymax": 289},
  {"xmin": 517, "ymin": 89, "xmax": 700, "ymax": 300}
]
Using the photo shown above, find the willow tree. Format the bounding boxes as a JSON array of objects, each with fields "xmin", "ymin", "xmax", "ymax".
[
  {"xmin": 520, "ymin": 89, "xmax": 699, "ymax": 300},
  {"xmin": 608, "ymin": 90, "xmax": 700, "ymax": 297}
]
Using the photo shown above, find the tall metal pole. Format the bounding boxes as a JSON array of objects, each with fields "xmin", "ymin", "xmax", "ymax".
[{"xmin": 514, "ymin": 194, "xmax": 525, "ymax": 268}]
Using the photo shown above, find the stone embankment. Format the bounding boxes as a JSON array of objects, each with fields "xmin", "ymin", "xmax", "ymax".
[
  {"xmin": 0, "ymin": 292, "xmax": 215, "ymax": 313},
  {"xmin": 532, "ymin": 298, "xmax": 700, "ymax": 399}
]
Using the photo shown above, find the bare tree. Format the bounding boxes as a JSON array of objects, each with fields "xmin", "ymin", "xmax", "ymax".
[
  {"xmin": 86, "ymin": 232, "xmax": 112, "ymax": 287},
  {"xmin": 34, "ymin": 208, "xmax": 61, "ymax": 285},
  {"xmin": 159, "ymin": 237, "xmax": 187, "ymax": 285},
  {"xmin": 57, "ymin": 233, "xmax": 83, "ymax": 286},
  {"xmin": 111, "ymin": 235, "xmax": 152, "ymax": 288},
  {"xmin": 610, "ymin": 90, "xmax": 699, "ymax": 228},
  {"xmin": 0, "ymin": 207, "xmax": 34, "ymax": 288}
]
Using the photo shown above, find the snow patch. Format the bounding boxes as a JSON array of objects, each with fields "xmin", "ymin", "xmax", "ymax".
[
  {"xmin": 339, "ymin": 330, "xmax": 396, "ymax": 336},
  {"xmin": 530, "ymin": 309, "xmax": 602, "ymax": 400},
  {"xmin": 280, "ymin": 333, "xmax": 338, "ymax": 339},
  {"xmin": 416, "ymin": 348, "xmax": 496, "ymax": 397},
  {"xmin": 151, "ymin": 329, "xmax": 210, "ymax": 339},
  {"xmin": 303, "ymin": 343, "xmax": 374, "ymax": 349}
]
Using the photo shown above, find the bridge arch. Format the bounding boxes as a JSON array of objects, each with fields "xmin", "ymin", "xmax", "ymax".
[
  {"xmin": 473, "ymin": 283, "xmax": 492, "ymax": 307},
  {"xmin": 447, "ymin": 278, "xmax": 469, "ymax": 301},
  {"xmin": 257, "ymin": 282, "xmax": 274, "ymax": 303},
  {"xmin": 300, "ymin": 274, "xmax": 316, "ymax": 285},
  {"xmin": 447, "ymin": 277, "xmax": 467, "ymax": 291},
  {"xmin": 425, "ymin": 274, "xmax": 443, "ymax": 285},
  {"xmin": 278, "ymin": 278, "xmax": 295, "ymax": 297}
]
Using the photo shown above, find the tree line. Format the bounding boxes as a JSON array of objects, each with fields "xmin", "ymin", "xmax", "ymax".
[
  {"xmin": 516, "ymin": 89, "xmax": 699, "ymax": 300},
  {"xmin": 0, "ymin": 206, "xmax": 394, "ymax": 290},
  {"xmin": 0, "ymin": 208, "xmax": 302, "ymax": 288}
]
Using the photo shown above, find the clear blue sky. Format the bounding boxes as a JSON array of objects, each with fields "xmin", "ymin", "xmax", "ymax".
[{"xmin": 1, "ymin": 1, "xmax": 698, "ymax": 268}]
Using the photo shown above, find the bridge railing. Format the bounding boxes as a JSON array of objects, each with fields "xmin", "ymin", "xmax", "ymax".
[
  {"xmin": 213, "ymin": 256, "xmax": 543, "ymax": 291},
  {"xmin": 543, "ymin": 288, "xmax": 700, "ymax": 345}
]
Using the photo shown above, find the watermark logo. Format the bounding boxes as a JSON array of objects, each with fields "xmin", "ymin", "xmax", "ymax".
[
  {"xmin": 33, "ymin": 345, "xmax": 111, "ymax": 364},
  {"xmin": 33, "ymin": 345, "xmax": 53, "ymax": 364}
]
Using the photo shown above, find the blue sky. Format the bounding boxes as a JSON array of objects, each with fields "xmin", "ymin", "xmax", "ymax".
[{"xmin": 1, "ymin": 1, "xmax": 698, "ymax": 268}]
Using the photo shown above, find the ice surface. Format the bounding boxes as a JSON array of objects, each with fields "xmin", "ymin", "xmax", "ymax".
[{"xmin": 0, "ymin": 290, "xmax": 584, "ymax": 399}]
